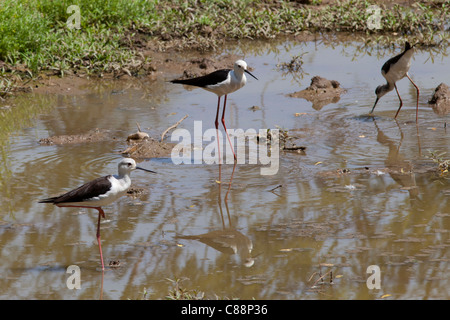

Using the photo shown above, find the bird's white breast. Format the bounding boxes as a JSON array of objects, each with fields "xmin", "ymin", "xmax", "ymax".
[
  {"xmin": 106, "ymin": 175, "xmax": 131, "ymax": 198},
  {"xmin": 206, "ymin": 71, "xmax": 246, "ymax": 96}
]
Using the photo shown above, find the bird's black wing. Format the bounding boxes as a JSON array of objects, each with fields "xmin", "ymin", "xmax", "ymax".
[
  {"xmin": 39, "ymin": 175, "xmax": 112, "ymax": 204},
  {"xmin": 382, "ymin": 42, "xmax": 412, "ymax": 75},
  {"xmin": 170, "ymin": 69, "xmax": 231, "ymax": 88}
]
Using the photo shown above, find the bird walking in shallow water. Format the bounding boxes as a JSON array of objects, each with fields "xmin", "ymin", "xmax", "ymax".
[
  {"xmin": 170, "ymin": 60, "xmax": 258, "ymax": 161},
  {"xmin": 39, "ymin": 158, "xmax": 156, "ymax": 271},
  {"xmin": 371, "ymin": 42, "xmax": 420, "ymax": 123}
]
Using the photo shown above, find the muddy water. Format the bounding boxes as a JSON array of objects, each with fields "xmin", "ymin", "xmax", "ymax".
[{"xmin": 1, "ymin": 38, "xmax": 450, "ymax": 300}]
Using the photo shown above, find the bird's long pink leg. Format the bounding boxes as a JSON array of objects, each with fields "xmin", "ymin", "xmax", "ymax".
[
  {"xmin": 96, "ymin": 207, "xmax": 105, "ymax": 271},
  {"xmin": 221, "ymin": 95, "xmax": 237, "ymax": 162},
  {"xmin": 215, "ymin": 96, "xmax": 222, "ymax": 164},
  {"xmin": 393, "ymin": 84, "xmax": 404, "ymax": 120},
  {"xmin": 56, "ymin": 204, "xmax": 105, "ymax": 271},
  {"xmin": 406, "ymin": 73, "xmax": 420, "ymax": 123}
]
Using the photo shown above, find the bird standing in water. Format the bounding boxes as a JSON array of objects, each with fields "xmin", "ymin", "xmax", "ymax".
[
  {"xmin": 170, "ymin": 60, "xmax": 258, "ymax": 161},
  {"xmin": 39, "ymin": 158, "xmax": 156, "ymax": 271},
  {"xmin": 371, "ymin": 42, "xmax": 420, "ymax": 123}
]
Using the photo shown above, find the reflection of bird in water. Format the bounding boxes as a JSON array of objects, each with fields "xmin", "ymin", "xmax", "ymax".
[
  {"xmin": 372, "ymin": 119, "xmax": 419, "ymax": 198},
  {"xmin": 177, "ymin": 163, "xmax": 254, "ymax": 267},
  {"xmin": 178, "ymin": 228, "xmax": 254, "ymax": 267}
]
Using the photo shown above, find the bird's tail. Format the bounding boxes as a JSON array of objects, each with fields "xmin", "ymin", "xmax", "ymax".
[
  {"xmin": 170, "ymin": 79, "xmax": 190, "ymax": 84},
  {"xmin": 38, "ymin": 197, "xmax": 58, "ymax": 204}
]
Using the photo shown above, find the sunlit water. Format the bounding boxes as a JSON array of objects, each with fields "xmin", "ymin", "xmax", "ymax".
[{"xmin": 1, "ymin": 37, "xmax": 449, "ymax": 300}]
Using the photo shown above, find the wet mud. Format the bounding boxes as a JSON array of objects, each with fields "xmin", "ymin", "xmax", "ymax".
[
  {"xmin": 39, "ymin": 128, "xmax": 118, "ymax": 145},
  {"xmin": 121, "ymin": 137, "xmax": 174, "ymax": 159},
  {"xmin": 428, "ymin": 83, "xmax": 450, "ymax": 116},
  {"xmin": 288, "ymin": 75, "xmax": 347, "ymax": 110}
]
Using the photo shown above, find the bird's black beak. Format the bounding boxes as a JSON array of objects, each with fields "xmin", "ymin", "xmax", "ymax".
[
  {"xmin": 245, "ymin": 69, "xmax": 258, "ymax": 80},
  {"xmin": 136, "ymin": 167, "xmax": 157, "ymax": 174},
  {"xmin": 370, "ymin": 98, "xmax": 379, "ymax": 114}
]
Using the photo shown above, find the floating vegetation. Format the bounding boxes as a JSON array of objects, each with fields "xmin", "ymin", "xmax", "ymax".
[
  {"xmin": 428, "ymin": 150, "xmax": 450, "ymax": 176},
  {"xmin": 276, "ymin": 53, "xmax": 307, "ymax": 73},
  {"xmin": 165, "ymin": 278, "xmax": 205, "ymax": 300}
]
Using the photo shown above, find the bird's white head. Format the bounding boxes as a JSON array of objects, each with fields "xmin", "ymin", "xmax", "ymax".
[
  {"xmin": 118, "ymin": 158, "xmax": 156, "ymax": 177},
  {"xmin": 234, "ymin": 60, "xmax": 248, "ymax": 72},
  {"xmin": 118, "ymin": 158, "xmax": 137, "ymax": 175},
  {"xmin": 234, "ymin": 60, "xmax": 258, "ymax": 80}
]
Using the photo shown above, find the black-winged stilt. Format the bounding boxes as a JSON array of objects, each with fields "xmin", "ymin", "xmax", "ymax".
[
  {"xmin": 170, "ymin": 60, "xmax": 258, "ymax": 161},
  {"xmin": 370, "ymin": 42, "xmax": 420, "ymax": 123},
  {"xmin": 39, "ymin": 158, "xmax": 156, "ymax": 271}
]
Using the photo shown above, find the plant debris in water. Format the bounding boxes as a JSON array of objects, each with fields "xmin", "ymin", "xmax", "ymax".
[
  {"xmin": 428, "ymin": 150, "xmax": 450, "ymax": 176},
  {"xmin": 277, "ymin": 53, "xmax": 307, "ymax": 73}
]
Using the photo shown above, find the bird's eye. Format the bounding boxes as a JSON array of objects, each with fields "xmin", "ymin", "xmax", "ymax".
[{"xmin": 127, "ymin": 163, "xmax": 132, "ymax": 167}]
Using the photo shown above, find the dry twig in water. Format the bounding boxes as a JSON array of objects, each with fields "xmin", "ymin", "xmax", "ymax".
[{"xmin": 161, "ymin": 115, "xmax": 188, "ymax": 141}]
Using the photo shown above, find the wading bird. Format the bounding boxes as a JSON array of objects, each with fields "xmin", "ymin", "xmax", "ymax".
[
  {"xmin": 39, "ymin": 158, "xmax": 156, "ymax": 271},
  {"xmin": 371, "ymin": 42, "xmax": 420, "ymax": 123},
  {"xmin": 170, "ymin": 60, "xmax": 258, "ymax": 161}
]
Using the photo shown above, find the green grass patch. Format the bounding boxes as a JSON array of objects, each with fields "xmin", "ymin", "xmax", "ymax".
[
  {"xmin": 0, "ymin": 0, "xmax": 154, "ymax": 77},
  {"xmin": 0, "ymin": 0, "xmax": 449, "ymax": 91}
]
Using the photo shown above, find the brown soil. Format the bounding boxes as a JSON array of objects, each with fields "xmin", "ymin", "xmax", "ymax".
[
  {"xmin": 24, "ymin": 51, "xmax": 243, "ymax": 98},
  {"xmin": 428, "ymin": 83, "xmax": 450, "ymax": 116},
  {"xmin": 39, "ymin": 127, "xmax": 174, "ymax": 159},
  {"xmin": 288, "ymin": 76, "xmax": 347, "ymax": 110},
  {"xmin": 31, "ymin": 75, "xmax": 93, "ymax": 96},
  {"xmin": 121, "ymin": 137, "xmax": 174, "ymax": 159},
  {"xmin": 38, "ymin": 128, "xmax": 118, "ymax": 145}
]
